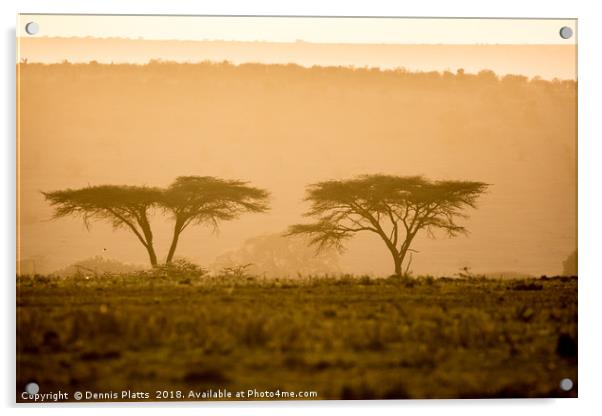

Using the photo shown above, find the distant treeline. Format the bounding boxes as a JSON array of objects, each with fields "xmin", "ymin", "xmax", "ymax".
[{"xmin": 19, "ymin": 60, "xmax": 575, "ymax": 88}]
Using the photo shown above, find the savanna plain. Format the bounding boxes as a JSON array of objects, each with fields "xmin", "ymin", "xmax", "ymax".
[{"xmin": 17, "ymin": 269, "xmax": 577, "ymax": 401}]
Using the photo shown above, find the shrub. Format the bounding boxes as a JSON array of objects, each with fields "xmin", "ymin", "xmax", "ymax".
[
  {"xmin": 136, "ymin": 258, "xmax": 207, "ymax": 280},
  {"xmin": 219, "ymin": 263, "xmax": 255, "ymax": 280}
]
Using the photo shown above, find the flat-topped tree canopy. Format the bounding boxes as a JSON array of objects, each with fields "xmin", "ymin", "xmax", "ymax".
[
  {"xmin": 163, "ymin": 176, "xmax": 270, "ymax": 223},
  {"xmin": 43, "ymin": 177, "xmax": 271, "ymax": 268},
  {"xmin": 43, "ymin": 185, "xmax": 163, "ymax": 223},
  {"xmin": 162, "ymin": 176, "xmax": 270, "ymax": 264},
  {"xmin": 289, "ymin": 174, "xmax": 489, "ymax": 276},
  {"xmin": 43, "ymin": 185, "xmax": 163, "ymax": 266}
]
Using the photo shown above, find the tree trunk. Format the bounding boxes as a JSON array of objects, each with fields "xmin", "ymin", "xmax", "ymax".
[
  {"xmin": 165, "ymin": 233, "xmax": 180, "ymax": 264},
  {"xmin": 397, "ymin": 230, "xmax": 417, "ymax": 277},
  {"xmin": 146, "ymin": 246, "xmax": 158, "ymax": 267},
  {"xmin": 397, "ymin": 249, "xmax": 408, "ymax": 277},
  {"xmin": 387, "ymin": 246, "xmax": 402, "ymax": 277},
  {"xmin": 393, "ymin": 256, "xmax": 402, "ymax": 277},
  {"xmin": 137, "ymin": 213, "xmax": 158, "ymax": 267},
  {"xmin": 166, "ymin": 220, "xmax": 183, "ymax": 264}
]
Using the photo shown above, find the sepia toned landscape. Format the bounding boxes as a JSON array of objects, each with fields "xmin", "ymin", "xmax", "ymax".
[
  {"xmin": 17, "ymin": 19, "xmax": 577, "ymax": 401},
  {"xmin": 18, "ymin": 273, "xmax": 576, "ymax": 400}
]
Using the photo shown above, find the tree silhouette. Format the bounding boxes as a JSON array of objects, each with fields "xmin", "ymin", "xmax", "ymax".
[
  {"xmin": 43, "ymin": 185, "xmax": 163, "ymax": 266},
  {"xmin": 287, "ymin": 175, "xmax": 488, "ymax": 276},
  {"xmin": 162, "ymin": 176, "xmax": 270, "ymax": 264}
]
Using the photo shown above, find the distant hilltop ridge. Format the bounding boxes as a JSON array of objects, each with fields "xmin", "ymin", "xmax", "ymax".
[
  {"xmin": 17, "ymin": 60, "xmax": 577, "ymax": 88},
  {"xmin": 18, "ymin": 37, "xmax": 576, "ymax": 80}
]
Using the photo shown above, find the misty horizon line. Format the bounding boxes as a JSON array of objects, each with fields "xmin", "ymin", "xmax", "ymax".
[
  {"xmin": 18, "ymin": 35, "xmax": 574, "ymax": 47},
  {"xmin": 22, "ymin": 253, "xmax": 557, "ymax": 280},
  {"xmin": 17, "ymin": 59, "xmax": 577, "ymax": 82}
]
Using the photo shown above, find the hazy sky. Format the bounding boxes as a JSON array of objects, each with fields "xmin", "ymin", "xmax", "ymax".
[{"xmin": 17, "ymin": 15, "xmax": 577, "ymax": 45}]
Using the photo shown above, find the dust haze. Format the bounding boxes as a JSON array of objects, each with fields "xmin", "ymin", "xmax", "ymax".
[{"xmin": 17, "ymin": 40, "xmax": 577, "ymax": 277}]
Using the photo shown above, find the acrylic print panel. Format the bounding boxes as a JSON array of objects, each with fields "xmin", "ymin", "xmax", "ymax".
[{"xmin": 16, "ymin": 15, "xmax": 577, "ymax": 402}]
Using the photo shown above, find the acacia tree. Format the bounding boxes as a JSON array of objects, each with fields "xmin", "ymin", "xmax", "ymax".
[
  {"xmin": 287, "ymin": 175, "xmax": 488, "ymax": 276},
  {"xmin": 162, "ymin": 176, "xmax": 270, "ymax": 264},
  {"xmin": 43, "ymin": 185, "xmax": 163, "ymax": 266}
]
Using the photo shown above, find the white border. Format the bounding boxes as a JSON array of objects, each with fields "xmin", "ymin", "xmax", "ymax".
[{"xmin": 3, "ymin": 1, "xmax": 601, "ymax": 415}]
